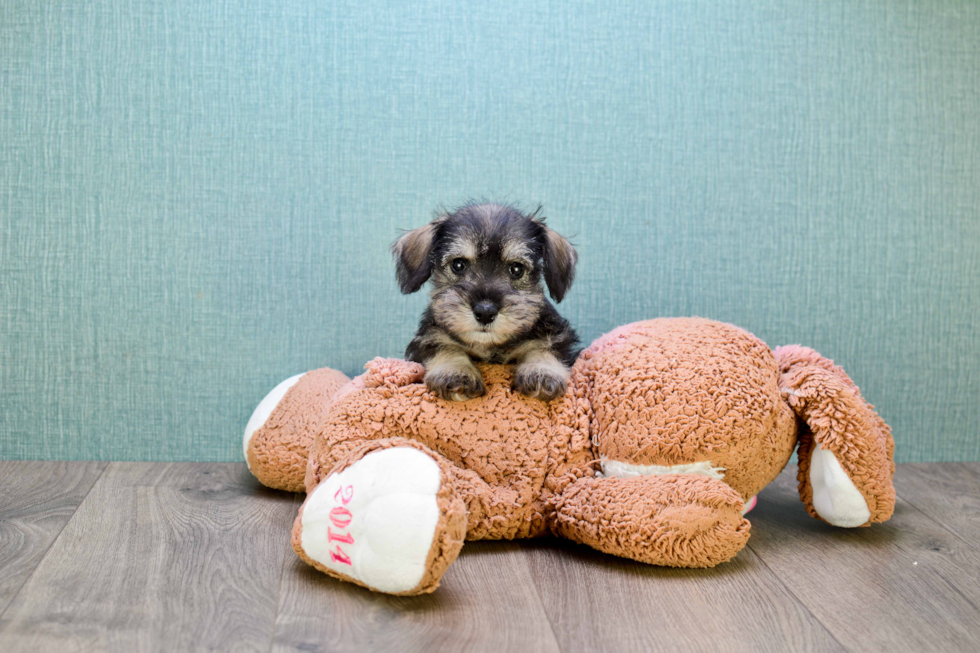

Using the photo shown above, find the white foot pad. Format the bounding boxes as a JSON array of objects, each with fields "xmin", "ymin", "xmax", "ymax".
[
  {"xmin": 809, "ymin": 442, "xmax": 871, "ymax": 527},
  {"xmin": 299, "ymin": 447, "xmax": 442, "ymax": 593}
]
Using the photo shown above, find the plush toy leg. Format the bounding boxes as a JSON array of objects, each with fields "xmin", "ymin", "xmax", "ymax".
[
  {"xmin": 308, "ymin": 413, "xmax": 530, "ymax": 542},
  {"xmin": 306, "ymin": 358, "xmax": 540, "ymax": 540},
  {"xmin": 552, "ymin": 474, "xmax": 751, "ymax": 568},
  {"xmin": 292, "ymin": 439, "xmax": 467, "ymax": 595},
  {"xmin": 244, "ymin": 367, "xmax": 351, "ymax": 492},
  {"xmin": 775, "ymin": 345, "xmax": 895, "ymax": 527}
]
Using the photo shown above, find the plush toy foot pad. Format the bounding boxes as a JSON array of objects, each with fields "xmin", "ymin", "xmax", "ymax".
[
  {"xmin": 294, "ymin": 447, "xmax": 454, "ymax": 594},
  {"xmin": 809, "ymin": 442, "xmax": 871, "ymax": 527}
]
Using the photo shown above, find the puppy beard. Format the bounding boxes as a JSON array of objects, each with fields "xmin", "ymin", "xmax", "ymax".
[{"xmin": 430, "ymin": 289, "xmax": 543, "ymax": 348}]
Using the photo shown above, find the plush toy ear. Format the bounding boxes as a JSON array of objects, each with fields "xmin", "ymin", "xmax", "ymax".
[
  {"xmin": 775, "ymin": 345, "xmax": 895, "ymax": 527},
  {"xmin": 538, "ymin": 222, "xmax": 577, "ymax": 303},
  {"xmin": 391, "ymin": 219, "xmax": 441, "ymax": 294}
]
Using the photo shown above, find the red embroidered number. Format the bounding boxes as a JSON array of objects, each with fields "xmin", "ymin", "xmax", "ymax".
[
  {"xmin": 329, "ymin": 546, "xmax": 352, "ymax": 566},
  {"xmin": 329, "ymin": 485, "xmax": 355, "ymax": 565},
  {"xmin": 329, "ymin": 507, "xmax": 352, "ymax": 528},
  {"xmin": 328, "ymin": 527, "xmax": 355, "ymax": 544},
  {"xmin": 334, "ymin": 485, "xmax": 353, "ymax": 504}
]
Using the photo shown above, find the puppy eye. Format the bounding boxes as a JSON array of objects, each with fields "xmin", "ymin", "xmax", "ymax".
[
  {"xmin": 508, "ymin": 262, "xmax": 525, "ymax": 279},
  {"xmin": 451, "ymin": 258, "xmax": 467, "ymax": 274}
]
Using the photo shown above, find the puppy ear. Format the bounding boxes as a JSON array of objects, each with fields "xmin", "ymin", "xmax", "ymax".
[
  {"xmin": 391, "ymin": 220, "xmax": 440, "ymax": 294},
  {"xmin": 539, "ymin": 224, "xmax": 577, "ymax": 303}
]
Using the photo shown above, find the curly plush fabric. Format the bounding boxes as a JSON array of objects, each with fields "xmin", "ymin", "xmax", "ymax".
[
  {"xmin": 775, "ymin": 345, "xmax": 896, "ymax": 525},
  {"xmin": 304, "ymin": 360, "xmax": 595, "ymax": 541},
  {"xmin": 246, "ymin": 367, "xmax": 350, "ymax": 492},
  {"xmin": 577, "ymin": 318, "xmax": 798, "ymax": 502},
  {"xmin": 553, "ymin": 474, "xmax": 751, "ymax": 567},
  {"xmin": 247, "ymin": 317, "xmax": 896, "ymax": 595}
]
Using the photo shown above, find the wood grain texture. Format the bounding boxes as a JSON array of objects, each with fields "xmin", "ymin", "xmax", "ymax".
[
  {"xmin": 0, "ymin": 463, "xmax": 299, "ymax": 653},
  {"xmin": 894, "ymin": 463, "xmax": 980, "ymax": 547},
  {"xmin": 271, "ymin": 541, "xmax": 560, "ymax": 653},
  {"xmin": 747, "ymin": 466, "xmax": 980, "ymax": 653},
  {"xmin": 0, "ymin": 461, "xmax": 107, "ymax": 614},
  {"xmin": 522, "ymin": 536, "xmax": 842, "ymax": 653},
  {"xmin": 2, "ymin": 462, "xmax": 979, "ymax": 652}
]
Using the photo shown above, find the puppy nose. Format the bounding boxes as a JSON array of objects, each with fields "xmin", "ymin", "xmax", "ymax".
[{"xmin": 472, "ymin": 301, "xmax": 498, "ymax": 325}]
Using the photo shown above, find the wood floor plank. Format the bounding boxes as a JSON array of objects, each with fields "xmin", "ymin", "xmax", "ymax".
[
  {"xmin": 271, "ymin": 540, "xmax": 561, "ymax": 653},
  {"xmin": 522, "ymin": 536, "xmax": 842, "ymax": 653},
  {"xmin": 893, "ymin": 463, "xmax": 980, "ymax": 547},
  {"xmin": 0, "ymin": 462, "xmax": 299, "ymax": 653},
  {"xmin": 3, "ymin": 461, "xmax": 977, "ymax": 651},
  {"xmin": 747, "ymin": 465, "xmax": 980, "ymax": 653},
  {"xmin": 0, "ymin": 461, "xmax": 107, "ymax": 614}
]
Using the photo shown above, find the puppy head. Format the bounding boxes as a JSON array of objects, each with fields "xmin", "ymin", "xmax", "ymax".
[{"xmin": 392, "ymin": 203, "xmax": 577, "ymax": 346}]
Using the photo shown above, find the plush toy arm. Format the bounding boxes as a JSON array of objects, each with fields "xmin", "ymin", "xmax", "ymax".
[
  {"xmin": 552, "ymin": 474, "xmax": 750, "ymax": 568},
  {"xmin": 362, "ymin": 357, "xmax": 425, "ymax": 388},
  {"xmin": 775, "ymin": 345, "xmax": 895, "ymax": 527}
]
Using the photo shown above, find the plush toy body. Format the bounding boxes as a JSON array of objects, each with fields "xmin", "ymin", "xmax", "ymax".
[{"xmin": 245, "ymin": 318, "xmax": 894, "ymax": 595}]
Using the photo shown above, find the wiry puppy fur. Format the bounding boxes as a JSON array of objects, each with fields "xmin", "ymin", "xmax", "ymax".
[{"xmin": 393, "ymin": 203, "xmax": 581, "ymax": 402}]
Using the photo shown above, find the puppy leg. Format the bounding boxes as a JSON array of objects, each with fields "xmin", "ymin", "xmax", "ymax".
[
  {"xmin": 512, "ymin": 345, "xmax": 570, "ymax": 401},
  {"xmin": 424, "ymin": 347, "xmax": 485, "ymax": 401}
]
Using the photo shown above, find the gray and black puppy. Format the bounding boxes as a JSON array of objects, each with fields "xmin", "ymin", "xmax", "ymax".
[{"xmin": 392, "ymin": 203, "xmax": 580, "ymax": 402}]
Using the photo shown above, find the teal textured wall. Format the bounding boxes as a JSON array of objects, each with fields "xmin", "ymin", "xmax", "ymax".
[{"xmin": 2, "ymin": 1, "xmax": 978, "ymax": 462}]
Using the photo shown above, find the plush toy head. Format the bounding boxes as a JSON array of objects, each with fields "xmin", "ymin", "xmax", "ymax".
[
  {"xmin": 244, "ymin": 318, "xmax": 895, "ymax": 595},
  {"xmin": 579, "ymin": 319, "xmax": 797, "ymax": 500},
  {"xmin": 573, "ymin": 318, "xmax": 894, "ymax": 532}
]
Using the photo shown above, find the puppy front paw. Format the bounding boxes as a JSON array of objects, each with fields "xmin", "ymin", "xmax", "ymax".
[
  {"xmin": 513, "ymin": 366, "xmax": 568, "ymax": 402},
  {"xmin": 425, "ymin": 366, "xmax": 486, "ymax": 402}
]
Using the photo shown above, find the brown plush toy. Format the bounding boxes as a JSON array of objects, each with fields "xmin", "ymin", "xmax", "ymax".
[{"xmin": 244, "ymin": 318, "xmax": 895, "ymax": 595}]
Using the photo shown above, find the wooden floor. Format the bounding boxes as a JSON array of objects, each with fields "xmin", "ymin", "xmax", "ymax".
[{"xmin": 1, "ymin": 462, "xmax": 978, "ymax": 653}]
